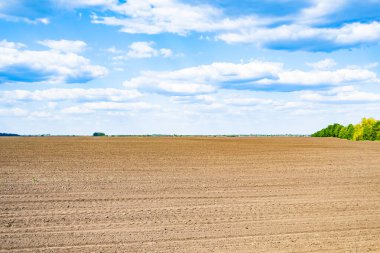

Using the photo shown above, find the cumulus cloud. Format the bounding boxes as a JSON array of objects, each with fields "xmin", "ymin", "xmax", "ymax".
[
  {"xmin": 297, "ymin": 0, "xmax": 347, "ymax": 25},
  {"xmin": 0, "ymin": 13, "xmax": 50, "ymax": 25},
  {"xmin": 0, "ymin": 40, "xmax": 107, "ymax": 84},
  {"xmin": 300, "ymin": 86, "xmax": 380, "ymax": 103},
  {"xmin": 0, "ymin": 40, "xmax": 26, "ymax": 49},
  {"xmin": 266, "ymin": 68, "xmax": 377, "ymax": 89},
  {"xmin": 307, "ymin": 59, "xmax": 337, "ymax": 70},
  {"xmin": 38, "ymin": 39, "xmax": 87, "ymax": 53},
  {"xmin": 224, "ymin": 97, "xmax": 274, "ymax": 106},
  {"xmin": 54, "ymin": 0, "xmax": 117, "ymax": 8},
  {"xmin": 0, "ymin": 88, "xmax": 141, "ymax": 103},
  {"xmin": 110, "ymin": 41, "xmax": 173, "ymax": 60},
  {"xmin": 2, "ymin": 0, "xmax": 379, "ymax": 51},
  {"xmin": 171, "ymin": 95, "xmax": 215, "ymax": 104},
  {"xmin": 217, "ymin": 22, "xmax": 380, "ymax": 51},
  {"xmin": 88, "ymin": 0, "xmax": 380, "ymax": 51},
  {"xmin": 123, "ymin": 61, "xmax": 281, "ymax": 95},
  {"xmin": 159, "ymin": 48, "xmax": 173, "ymax": 58},
  {"xmin": 0, "ymin": 87, "xmax": 154, "ymax": 118},
  {"xmin": 123, "ymin": 60, "xmax": 379, "ymax": 95},
  {"xmin": 126, "ymin": 41, "xmax": 172, "ymax": 58},
  {"xmin": 0, "ymin": 108, "xmax": 28, "ymax": 117},
  {"xmin": 62, "ymin": 101, "xmax": 158, "ymax": 114},
  {"xmin": 90, "ymin": 0, "xmax": 264, "ymax": 35},
  {"xmin": 220, "ymin": 96, "xmax": 315, "ymax": 114}
]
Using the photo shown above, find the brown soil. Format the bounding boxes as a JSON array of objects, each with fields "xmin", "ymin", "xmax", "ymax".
[{"xmin": 0, "ymin": 137, "xmax": 379, "ymax": 252}]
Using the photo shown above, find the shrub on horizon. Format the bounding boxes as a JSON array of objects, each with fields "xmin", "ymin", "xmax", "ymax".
[
  {"xmin": 93, "ymin": 132, "xmax": 106, "ymax": 137},
  {"xmin": 312, "ymin": 118, "xmax": 379, "ymax": 141}
]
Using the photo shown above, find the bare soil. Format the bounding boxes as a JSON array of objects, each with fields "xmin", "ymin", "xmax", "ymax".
[{"xmin": 0, "ymin": 137, "xmax": 379, "ymax": 252}]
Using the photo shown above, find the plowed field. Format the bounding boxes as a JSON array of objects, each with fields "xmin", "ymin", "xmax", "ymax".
[{"xmin": 1, "ymin": 137, "xmax": 379, "ymax": 252}]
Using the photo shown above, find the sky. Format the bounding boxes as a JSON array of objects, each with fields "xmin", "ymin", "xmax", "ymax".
[{"xmin": 0, "ymin": 0, "xmax": 379, "ymax": 135}]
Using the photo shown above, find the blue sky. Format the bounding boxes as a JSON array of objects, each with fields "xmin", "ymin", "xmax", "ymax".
[{"xmin": 0, "ymin": 0, "xmax": 379, "ymax": 135}]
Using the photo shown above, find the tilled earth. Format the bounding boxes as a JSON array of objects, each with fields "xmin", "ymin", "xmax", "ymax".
[{"xmin": 0, "ymin": 137, "xmax": 379, "ymax": 252}]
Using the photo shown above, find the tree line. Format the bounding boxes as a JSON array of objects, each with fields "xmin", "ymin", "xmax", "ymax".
[
  {"xmin": 312, "ymin": 118, "xmax": 380, "ymax": 141},
  {"xmin": 0, "ymin": 133, "xmax": 20, "ymax": 136}
]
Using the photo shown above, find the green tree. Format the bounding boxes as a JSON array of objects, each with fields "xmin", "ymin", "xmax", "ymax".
[
  {"xmin": 338, "ymin": 126, "xmax": 347, "ymax": 139},
  {"xmin": 333, "ymin": 124, "xmax": 344, "ymax": 137},
  {"xmin": 353, "ymin": 123, "xmax": 364, "ymax": 141},
  {"xmin": 311, "ymin": 119, "xmax": 378, "ymax": 141},
  {"xmin": 362, "ymin": 118, "xmax": 377, "ymax": 140},
  {"xmin": 93, "ymin": 132, "xmax": 106, "ymax": 136},
  {"xmin": 326, "ymin": 124, "xmax": 334, "ymax": 137},
  {"xmin": 372, "ymin": 121, "xmax": 380, "ymax": 141},
  {"xmin": 345, "ymin": 124, "xmax": 355, "ymax": 140}
]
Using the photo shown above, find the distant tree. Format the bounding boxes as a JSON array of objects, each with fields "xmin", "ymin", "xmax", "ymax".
[
  {"xmin": 0, "ymin": 133, "xmax": 19, "ymax": 136},
  {"xmin": 338, "ymin": 126, "xmax": 347, "ymax": 139},
  {"xmin": 362, "ymin": 118, "xmax": 377, "ymax": 141},
  {"xmin": 333, "ymin": 124, "xmax": 344, "ymax": 137},
  {"xmin": 325, "ymin": 124, "xmax": 334, "ymax": 137},
  {"xmin": 353, "ymin": 123, "xmax": 364, "ymax": 141},
  {"xmin": 93, "ymin": 132, "xmax": 106, "ymax": 136},
  {"xmin": 345, "ymin": 124, "xmax": 355, "ymax": 140},
  {"xmin": 311, "ymin": 119, "xmax": 378, "ymax": 141},
  {"xmin": 312, "ymin": 128, "xmax": 326, "ymax": 137},
  {"xmin": 372, "ymin": 121, "xmax": 380, "ymax": 141}
]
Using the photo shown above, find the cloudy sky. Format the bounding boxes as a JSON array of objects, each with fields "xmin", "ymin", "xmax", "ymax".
[{"xmin": 0, "ymin": 0, "xmax": 379, "ymax": 135}]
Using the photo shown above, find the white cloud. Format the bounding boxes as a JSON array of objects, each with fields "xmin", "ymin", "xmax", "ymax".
[
  {"xmin": 171, "ymin": 95, "xmax": 215, "ymax": 104},
  {"xmin": 0, "ymin": 108, "xmax": 28, "ymax": 117},
  {"xmin": 307, "ymin": 58, "xmax": 337, "ymax": 70},
  {"xmin": 297, "ymin": 0, "xmax": 347, "ymax": 25},
  {"xmin": 224, "ymin": 97, "xmax": 274, "ymax": 106},
  {"xmin": 53, "ymin": 0, "xmax": 117, "ymax": 8},
  {"xmin": 62, "ymin": 101, "xmax": 158, "ymax": 114},
  {"xmin": 0, "ymin": 88, "xmax": 141, "ymax": 103},
  {"xmin": 159, "ymin": 48, "xmax": 173, "ymax": 58},
  {"xmin": 38, "ymin": 39, "xmax": 87, "ymax": 53},
  {"xmin": 111, "ymin": 41, "xmax": 173, "ymax": 60},
  {"xmin": 1, "ymin": 0, "xmax": 378, "ymax": 52},
  {"xmin": 300, "ymin": 86, "xmax": 380, "ymax": 103},
  {"xmin": 107, "ymin": 46, "xmax": 123, "ymax": 54},
  {"xmin": 127, "ymin": 41, "xmax": 170, "ymax": 58},
  {"xmin": 29, "ymin": 111, "xmax": 53, "ymax": 118},
  {"xmin": 91, "ymin": 0, "xmax": 264, "ymax": 35},
  {"xmin": 0, "ymin": 40, "xmax": 107, "ymax": 84},
  {"xmin": 0, "ymin": 40, "xmax": 25, "ymax": 49},
  {"xmin": 36, "ymin": 18, "xmax": 50, "ymax": 24},
  {"xmin": 127, "ymin": 42, "xmax": 154, "ymax": 58},
  {"xmin": 0, "ymin": 13, "xmax": 50, "ymax": 25},
  {"xmin": 123, "ymin": 60, "xmax": 379, "ymax": 95},
  {"xmin": 268, "ymin": 68, "xmax": 377, "ymax": 86},
  {"xmin": 273, "ymin": 101, "xmax": 310, "ymax": 111},
  {"xmin": 86, "ymin": 0, "xmax": 380, "ymax": 51},
  {"xmin": 217, "ymin": 22, "xmax": 380, "ymax": 51},
  {"xmin": 123, "ymin": 60, "xmax": 281, "ymax": 95},
  {"xmin": 0, "ymin": 87, "xmax": 153, "ymax": 118},
  {"xmin": 365, "ymin": 62, "xmax": 379, "ymax": 69},
  {"xmin": 221, "ymin": 96, "xmax": 314, "ymax": 113}
]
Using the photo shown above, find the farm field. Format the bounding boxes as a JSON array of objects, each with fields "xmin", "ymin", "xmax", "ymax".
[{"xmin": 0, "ymin": 137, "xmax": 379, "ymax": 252}]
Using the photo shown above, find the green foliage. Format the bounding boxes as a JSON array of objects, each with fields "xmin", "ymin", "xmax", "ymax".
[
  {"xmin": 353, "ymin": 123, "xmax": 363, "ymax": 141},
  {"xmin": 345, "ymin": 124, "xmax": 355, "ymax": 140},
  {"xmin": 312, "ymin": 118, "xmax": 379, "ymax": 141},
  {"xmin": 362, "ymin": 118, "xmax": 377, "ymax": 141},
  {"xmin": 338, "ymin": 126, "xmax": 346, "ymax": 139},
  {"xmin": 93, "ymin": 132, "xmax": 106, "ymax": 136},
  {"xmin": 311, "ymin": 123, "xmax": 344, "ymax": 138},
  {"xmin": 373, "ymin": 121, "xmax": 380, "ymax": 141}
]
